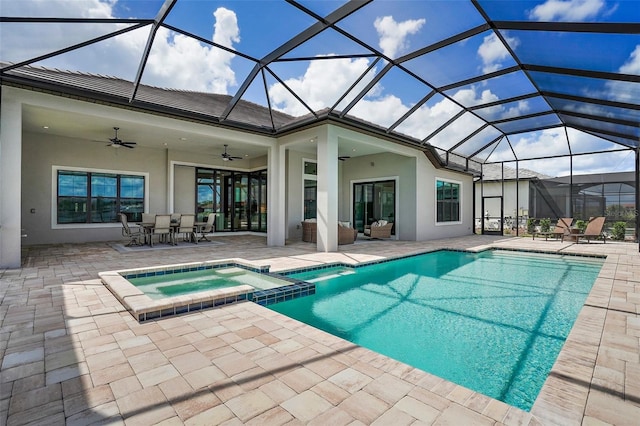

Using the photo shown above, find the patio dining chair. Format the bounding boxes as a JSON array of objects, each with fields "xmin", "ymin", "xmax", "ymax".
[
  {"xmin": 176, "ymin": 214, "xmax": 197, "ymax": 244},
  {"xmin": 148, "ymin": 214, "xmax": 173, "ymax": 247},
  {"xmin": 197, "ymin": 213, "xmax": 216, "ymax": 242},
  {"xmin": 119, "ymin": 213, "xmax": 144, "ymax": 246}
]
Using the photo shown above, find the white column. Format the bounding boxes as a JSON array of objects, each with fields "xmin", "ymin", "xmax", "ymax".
[
  {"xmin": 316, "ymin": 127, "xmax": 339, "ymax": 252},
  {"xmin": 267, "ymin": 143, "xmax": 285, "ymax": 246},
  {"xmin": 0, "ymin": 93, "xmax": 23, "ymax": 268}
]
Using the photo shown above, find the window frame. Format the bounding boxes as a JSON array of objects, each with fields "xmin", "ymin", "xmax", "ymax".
[
  {"xmin": 435, "ymin": 177, "xmax": 462, "ymax": 225},
  {"xmin": 52, "ymin": 166, "xmax": 149, "ymax": 229}
]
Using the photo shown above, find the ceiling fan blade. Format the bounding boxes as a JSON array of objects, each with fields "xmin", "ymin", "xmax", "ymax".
[{"xmin": 121, "ymin": 143, "xmax": 135, "ymax": 149}]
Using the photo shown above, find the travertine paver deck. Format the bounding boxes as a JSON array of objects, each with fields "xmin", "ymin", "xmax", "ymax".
[{"xmin": 1, "ymin": 235, "xmax": 639, "ymax": 425}]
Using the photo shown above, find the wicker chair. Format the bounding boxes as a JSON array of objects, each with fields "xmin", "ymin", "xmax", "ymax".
[
  {"xmin": 301, "ymin": 220, "xmax": 357, "ymax": 244},
  {"xmin": 302, "ymin": 220, "xmax": 317, "ymax": 243},
  {"xmin": 338, "ymin": 223, "xmax": 358, "ymax": 245},
  {"xmin": 364, "ymin": 221, "xmax": 393, "ymax": 239}
]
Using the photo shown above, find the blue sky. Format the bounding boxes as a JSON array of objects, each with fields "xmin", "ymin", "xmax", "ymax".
[{"xmin": 1, "ymin": 0, "xmax": 638, "ymax": 177}]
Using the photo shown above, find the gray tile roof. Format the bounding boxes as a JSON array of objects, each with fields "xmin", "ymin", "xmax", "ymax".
[{"xmin": 3, "ymin": 64, "xmax": 295, "ymax": 132}]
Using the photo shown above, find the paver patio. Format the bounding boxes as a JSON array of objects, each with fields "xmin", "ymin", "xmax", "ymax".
[{"xmin": 1, "ymin": 235, "xmax": 639, "ymax": 425}]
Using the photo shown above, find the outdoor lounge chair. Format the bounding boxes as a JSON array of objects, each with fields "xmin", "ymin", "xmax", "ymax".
[
  {"xmin": 572, "ymin": 216, "xmax": 606, "ymax": 243},
  {"xmin": 533, "ymin": 218, "xmax": 573, "ymax": 241},
  {"xmin": 364, "ymin": 220, "xmax": 393, "ymax": 239},
  {"xmin": 119, "ymin": 213, "xmax": 144, "ymax": 246}
]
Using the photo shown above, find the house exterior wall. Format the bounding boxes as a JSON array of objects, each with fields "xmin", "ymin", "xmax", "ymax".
[
  {"xmin": 340, "ymin": 152, "xmax": 415, "ymax": 240},
  {"xmin": 4, "ymin": 86, "xmax": 475, "ymax": 263},
  {"xmin": 174, "ymin": 165, "xmax": 195, "ymax": 214},
  {"xmin": 284, "ymin": 148, "xmax": 307, "ymax": 241},
  {"xmin": 21, "ymin": 131, "xmax": 166, "ymax": 245},
  {"xmin": 418, "ymin": 160, "xmax": 475, "ymax": 241}
]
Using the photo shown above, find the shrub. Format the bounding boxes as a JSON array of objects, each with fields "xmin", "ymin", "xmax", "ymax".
[
  {"xmin": 539, "ymin": 218, "xmax": 551, "ymax": 232},
  {"xmin": 575, "ymin": 220, "xmax": 587, "ymax": 234},
  {"xmin": 611, "ymin": 221, "xmax": 627, "ymax": 240},
  {"xmin": 526, "ymin": 218, "xmax": 536, "ymax": 234}
]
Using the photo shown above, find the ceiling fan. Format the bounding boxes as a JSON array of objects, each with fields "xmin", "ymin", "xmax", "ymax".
[
  {"xmin": 338, "ymin": 156, "xmax": 351, "ymax": 161},
  {"xmin": 107, "ymin": 127, "xmax": 136, "ymax": 149},
  {"xmin": 220, "ymin": 144, "xmax": 242, "ymax": 161}
]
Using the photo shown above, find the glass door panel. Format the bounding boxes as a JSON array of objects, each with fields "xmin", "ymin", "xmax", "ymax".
[
  {"xmin": 234, "ymin": 174, "xmax": 248, "ymax": 230},
  {"xmin": 353, "ymin": 180, "xmax": 395, "ymax": 233}
]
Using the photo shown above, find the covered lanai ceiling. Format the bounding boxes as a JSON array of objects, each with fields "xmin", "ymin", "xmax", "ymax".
[{"xmin": 1, "ymin": 0, "xmax": 639, "ymax": 172}]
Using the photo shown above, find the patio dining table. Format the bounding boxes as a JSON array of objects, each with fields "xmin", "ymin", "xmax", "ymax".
[{"xmin": 135, "ymin": 221, "xmax": 208, "ymax": 245}]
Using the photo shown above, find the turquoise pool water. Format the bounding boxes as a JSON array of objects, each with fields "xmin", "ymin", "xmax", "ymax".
[
  {"xmin": 269, "ymin": 249, "xmax": 604, "ymax": 411},
  {"xmin": 128, "ymin": 267, "xmax": 289, "ymax": 299}
]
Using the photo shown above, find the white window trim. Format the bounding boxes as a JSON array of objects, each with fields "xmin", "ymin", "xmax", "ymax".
[
  {"xmin": 51, "ymin": 165, "xmax": 150, "ymax": 229},
  {"xmin": 435, "ymin": 177, "xmax": 463, "ymax": 226}
]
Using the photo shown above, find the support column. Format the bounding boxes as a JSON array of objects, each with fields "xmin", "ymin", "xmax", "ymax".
[
  {"xmin": 0, "ymin": 92, "xmax": 23, "ymax": 268},
  {"xmin": 267, "ymin": 143, "xmax": 285, "ymax": 246},
  {"xmin": 316, "ymin": 127, "xmax": 339, "ymax": 252}
]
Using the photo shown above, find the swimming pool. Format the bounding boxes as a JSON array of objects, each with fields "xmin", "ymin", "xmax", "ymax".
[{"xmin": 270, "ymin": 249, "xmax": 604, "ymax": 411}]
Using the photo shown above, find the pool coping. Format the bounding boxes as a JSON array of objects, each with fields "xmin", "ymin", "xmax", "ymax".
[{"xmin": 98, "ymin": 258, "xmax": 315, "ymax": 322}]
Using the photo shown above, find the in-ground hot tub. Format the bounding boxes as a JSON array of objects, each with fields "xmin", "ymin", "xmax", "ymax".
[{"xmin": 99, "ymin": 259, "xmax": 315, "ymax": 322}]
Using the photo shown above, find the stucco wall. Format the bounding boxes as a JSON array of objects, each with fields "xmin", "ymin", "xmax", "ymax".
[
  {"xmin": 340, "ymin": 152, "xmax": 416, "ymax": 240},
  {"xmin": 285, "ymin": 149, "xmax": 309, "ymax": 241},
  {"xmin": 174, "ymin": 165, "xmax": 195, "ymax": 214},
  {"xmin": 413, "ymin": 155, "xmax": 474, "ymax": 241},
  {"xmin": 21, "ymin": 131, "xmax": 167, "ymax": 244}
]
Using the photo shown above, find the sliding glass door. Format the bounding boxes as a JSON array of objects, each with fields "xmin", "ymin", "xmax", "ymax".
[
  {"xmin": 196, "ymin": 168, "xmax": 267, "ymax": 232},
  {"xmin": 353, "ymin": 180, "xmax": 395, "ymax": 233}
]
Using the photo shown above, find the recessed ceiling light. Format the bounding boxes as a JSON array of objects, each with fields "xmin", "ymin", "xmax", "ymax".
[
  {"xmin": 179, "ymin": 137, "xmax": 187, "ymax": 141},
  {"xmin": 43, "ymin": 126, "xmax": 49, "ymax": 129}
]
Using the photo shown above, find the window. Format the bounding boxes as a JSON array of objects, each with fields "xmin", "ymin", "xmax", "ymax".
[
  {"xmin": 303, "ymin": 160, "xmax": 317, "ymax": 219},
  {"xmin": 57, "ymin": 170, "xmax": 144, "ymax": 224},
  {"xmin": 436, "ymin": 179, "xmax": 461, "ymax": 223}
]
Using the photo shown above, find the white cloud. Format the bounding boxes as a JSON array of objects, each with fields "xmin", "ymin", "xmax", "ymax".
[
  {"xmin": 603, "ymin": 44, "xmax": 640, "ymax": 103},
  {"xmin": 374, "ymin": 15, "xmax": 426, "ymax": 58},
  {"xmin": 477, "ymin": 32, "xmax": 519, "ymax": 73},
  {"xmin": 212, "ymin": 7, "xmax": 240, "ymax": 48},
  {"xmin": 452, "ymin": 87, "xmax": 499, "ymax": 106},
  {"xmin": 528, "ymin": 0, "xmax": 606, "ymax": 21},
  {"xmin": 619, "ymin": 45, "xmax": 640, "ymax": 75},
  {"xmin": 488, "ymin": 128, "xmax": 635, "ymax": 176},
  {"xmin": 1, "ymin": 1, "xmax": 240, "ymax": 94},
  {"xmin": 350, "ymin": 95, "xmax": 410, "ymax": 128},
  {"xmin": 269, "ymin": 56, "xmax": 373, "ymax": 116}
]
